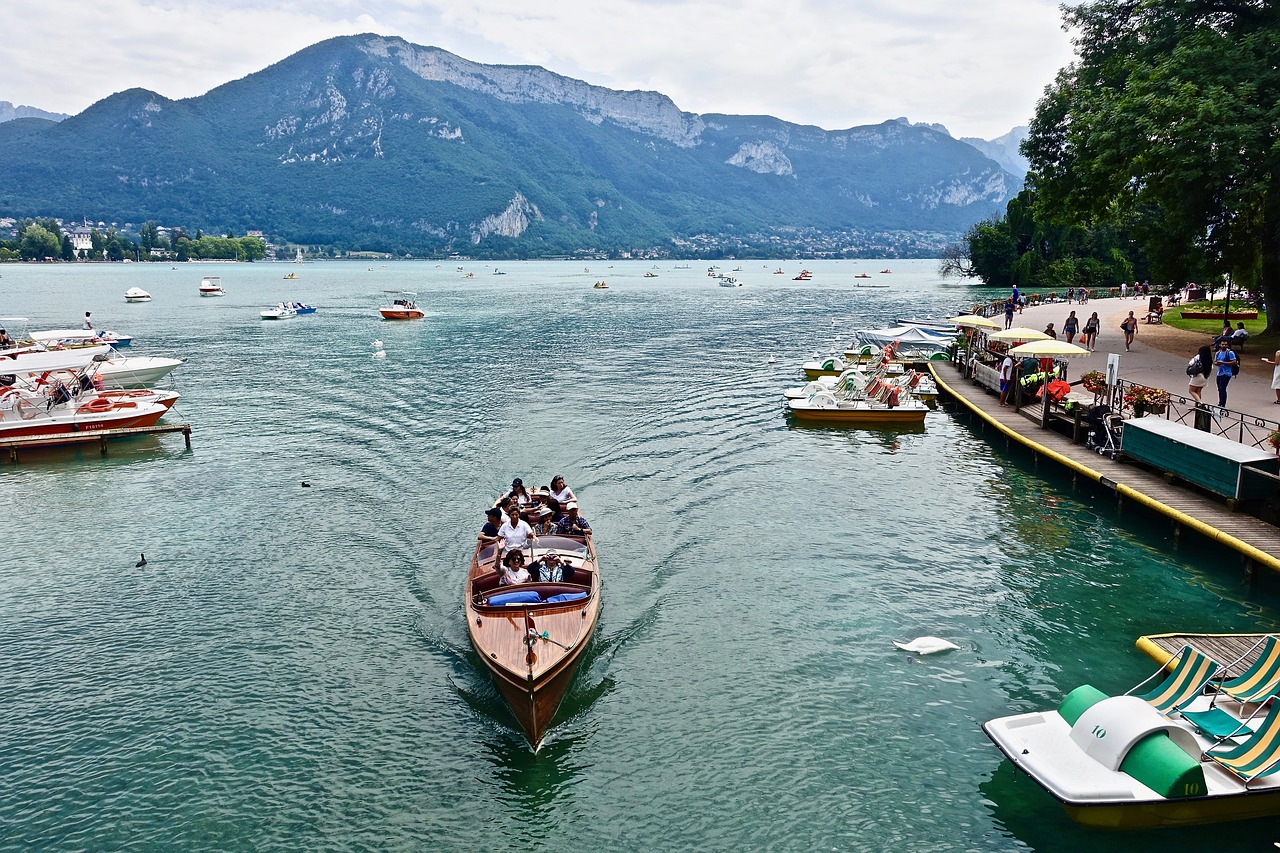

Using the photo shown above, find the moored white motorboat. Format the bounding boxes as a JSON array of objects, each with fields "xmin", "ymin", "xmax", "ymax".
[
  {"xmin": 260, "ymin": 304, "xmax": 298, "ymax": 320},
  {"xmin": 124, "ymin": 288, "xmax": 152, "ymax": 303},
  {"xmin": 30, "ymin": 328, "xmax": 133, "ymax": 348},
  {"xmin": 199, "ymin": 275, "xmax": 225, "ymax": 296},
  {"xmin": 896, "ymin": 318, "xmax": 959, "ymax": 333},
  {"xmin": 717, "ymin": 276, "xmax": 741, "ymax": 287},
  {"xmin": 95, "ymin": 356, "xmax": 184, "ymax": 389},
  {"xmin": 0, "ymin": 384, "xmax": 178, "ymax": 444}
]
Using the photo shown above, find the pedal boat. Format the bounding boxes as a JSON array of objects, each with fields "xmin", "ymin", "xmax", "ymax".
[
  {"xmin": 465, "ymin": 534, "xmax": 600, "ymax": 749},
  {"xmin": 984, "ymin": 646, "xmax": 1280, "ymax": 829}
]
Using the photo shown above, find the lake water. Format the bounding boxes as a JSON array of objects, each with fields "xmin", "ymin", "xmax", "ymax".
[{"xmin": 2, "ymin": 259, "xmax": 1279, "ymax": 852}]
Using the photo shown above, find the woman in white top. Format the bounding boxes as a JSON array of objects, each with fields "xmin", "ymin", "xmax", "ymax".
[
  {"xmin": 1262, "ymin": 349, "xmax": 1280, "ymax": 403},
  {"xmin": 499, "ymin": 551, "xmax": 531, "ymax": 585},
  {"xmin": 498, "ymin": 508, "xmax": 533, "ymax": 553},
  {"xmin": 549, "ymin": 474, "xmax": 577, "ymax": 506}
]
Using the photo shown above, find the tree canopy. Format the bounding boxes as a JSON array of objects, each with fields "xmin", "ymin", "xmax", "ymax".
[{"xmin": 1024, "ymin": 0, "xmax": 1280, "ymax": 329}]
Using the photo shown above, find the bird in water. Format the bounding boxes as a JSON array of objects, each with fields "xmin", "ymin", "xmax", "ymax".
[
  {"xmin": 135, "ymin": 553, "xmax": 147, "ymax": 568},
  {"xmin": 893, "ymin": 637, "xmax": 960, "ymax": 655},
  {"xmin": 301, "ymin": 481, "xmax": 311, "ymax": 488}
]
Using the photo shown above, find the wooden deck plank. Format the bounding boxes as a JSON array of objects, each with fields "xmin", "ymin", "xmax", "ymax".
[
  {"xmin": 932, "ymin": 362, "xmax": 1280, "ymax": 572},
  {"xmin": 1139, "ymin": 633, "xmax": 1273, "ymax": 671}
]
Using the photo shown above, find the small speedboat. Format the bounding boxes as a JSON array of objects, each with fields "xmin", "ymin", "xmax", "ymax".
[
  {"xmin": 260, "ymin": 304, "xmax": 298, "ymax": 320},
  {"xmin": 124, "ymin": 288, "xmax": 152, "ymax": 303},
  {"xmin": 31, "ymin": 328, "xmax": 133, "ymax": 348},
  {"xmin": 0, "ymin": 385, "xmax": 178, "ymax": 444},
  {"xmin": 283, "ymin": 272, "xmax": 298, "ymax": 280},
  {"xmin": 644, "ymin": 272, "xmax": 657, "ymax": 278},
  {"xmin": 199, "ymin": 276, "xmax": 225, "ymax": 296},
  {"xmin": 593, "ymin": 282, "xmax": 609, "ymax": 289},
  {"xmin": 379, "ymin": 292, "xmax": 424, "ymax": 320},
  {"xmin": 285, "ymin": 302, "xmax": 316, "ymax": 314},
  {"xmin": 95, "ymin": 356, "xmax": 184, "ymax": 389},
  {"xmin": 718, "ymin": 277, "xmax": 741, "ymax": 287}
]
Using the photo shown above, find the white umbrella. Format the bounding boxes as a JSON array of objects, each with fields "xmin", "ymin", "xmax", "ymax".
[
  {"xmin": 989, "ymin": 327, "xmax": 1051, "ymax": 342},
  {"xmin": 1008, "ymin": 340, "xmax": 1093, "ymax": 425},
  {"xmin": 947, "ymin": 314, "xmax": 1001, "ymax": 330}
]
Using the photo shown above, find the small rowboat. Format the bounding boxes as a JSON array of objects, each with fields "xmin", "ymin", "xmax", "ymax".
[{"xmin": 465, "ymin": 533, "xmax": 601, "ymax": 748}]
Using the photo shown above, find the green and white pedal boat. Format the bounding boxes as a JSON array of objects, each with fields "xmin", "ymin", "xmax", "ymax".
[{"xmin": 984, "ymin": 638, "xmax": 1280, "ymax": 829}]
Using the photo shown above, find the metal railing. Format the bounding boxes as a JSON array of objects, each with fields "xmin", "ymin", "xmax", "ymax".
[{"xmin": 1113, "ymin": 378, "xmax": 1280, "ymax": 451}]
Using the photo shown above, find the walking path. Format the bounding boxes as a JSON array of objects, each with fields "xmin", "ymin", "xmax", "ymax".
[
  {"xmin": 990, "ymin": 295, "xmax": 1280, "ymax": 416},
  {"xmin": 929, "ymin": 360, "xmax": 1280, "ymax": 574}
]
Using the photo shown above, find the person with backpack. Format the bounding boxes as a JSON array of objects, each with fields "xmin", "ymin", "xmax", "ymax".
[
  {"xmin": 1186, "ymin": 345, "xmax": 1212, "ymax": 402},
  {"xmin": 1214, "ymin": 339, "xmax": 1239, "ymax": 407}
]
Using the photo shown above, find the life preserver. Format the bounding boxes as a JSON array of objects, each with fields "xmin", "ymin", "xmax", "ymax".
[{"xmin": 79, "ymin": 397, "xmax": 113, "ymax": 414}]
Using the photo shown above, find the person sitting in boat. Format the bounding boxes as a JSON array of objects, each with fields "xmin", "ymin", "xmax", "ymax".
[
  {"xmin": 82, "ymin": 312, "xmax": 93, "ymax": 331},
  {"xmin": 498, "ymin": 551, "xmax": 531, "ymax": 586},
  {"xmin": 530, "ymin": 552, "xmax": 574, "ymax": 583},
  {"xmin": 499, "ymin": 507, "xmax": 534, "ymax": 552},
  {"xmin": 0, "ymin": 329, "xmax": 12, "ymax": 349},
  {"xmin": 531, "ymin": 506, "xmax": 558, "ymax": 536},
  {"xmin": 477, "ymin": 507, "xmax": 504, "ymax": 547},
  {"xmin": 548, "ymin": 475, "xmax": 577, "ymax": 506},
  {"xmin": 506, "ymin": 477, "xmax": 532, "ymax": 507},
  {"xmin": 556, "ymin": 502, "xmax": 591, "ymax": 536}
]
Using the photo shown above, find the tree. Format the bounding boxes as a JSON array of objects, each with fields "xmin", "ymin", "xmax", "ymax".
[
  {"xmin": 19, "ymin": 224, "xmax": 61, "ymax": 260},
  {"xmin": 1025, "ymin": 0, "xmax": 1280, "ymax": 331}
]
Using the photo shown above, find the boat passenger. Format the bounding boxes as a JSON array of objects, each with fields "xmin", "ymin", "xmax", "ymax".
[
  {"xmin": 499, "ymin": 551, "xmax": 531, "ymax": 586},
  {"xmin": 556, "ymin": 502, "xmax": 591, "ymax": 536},
  {"xmin": 82, "ymin": 312, "xmax": 93, "ymax": 331},
  {"xmin": 549, "ymin": 475, "xmax": 577, "ymax": 506},
  {"xmin": 478, "ymin": 507, "xmax": 504, "ymax": 546},
  {"xmin": 499, "ymin": 507, "xmax": 534, "ymax": 552},
  {"xmin": 531, "ymin": 552, "xmax": 574, "ymax": 584},
  {"xmin": 532, "ymin": 506, "xmax": 558, "ymax": 536},
  {"xmin": 506, "ymin": 477, "xmax": 532, "ymax": 507},
  {"xmin": 0, "ymin": 329, "xmax": 12, "ymax": 349}
]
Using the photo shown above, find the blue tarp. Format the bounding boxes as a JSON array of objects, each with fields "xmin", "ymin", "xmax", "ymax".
[{"xmin": 487, "ymin": 590, "xmax": 542, "ymax": 606}]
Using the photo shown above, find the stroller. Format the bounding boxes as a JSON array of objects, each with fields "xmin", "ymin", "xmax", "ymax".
[{"xmin": 1084, "ymin": 404, "xmax": 1122, "ymax": 459}]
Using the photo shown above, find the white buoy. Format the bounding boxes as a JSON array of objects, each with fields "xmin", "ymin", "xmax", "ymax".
[
  {"xmin": 372, "ymin": 339, "xmax": 383, "ymax": 349},
  {"xmin": 373, "ymin": 350, "xmax": 386, "ymax": 359},
  {"xmin": 892, "ymin": 637, "xmax": 960, "ymax": 655},
  {"xmin": 766, "ymin": 356, "xmax": 776, "ymax": 364}
]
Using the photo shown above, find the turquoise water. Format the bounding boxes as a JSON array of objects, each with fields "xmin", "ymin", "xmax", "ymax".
[{"xmin": 1, "ymin": 260, "xmax": 1278, "ymax": 852}]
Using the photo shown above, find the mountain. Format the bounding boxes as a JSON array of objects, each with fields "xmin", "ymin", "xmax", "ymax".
[
  {"xmin": 960, "ymin": 127, "xmax": 1029, "ymax": 180},
  {"xmin": 0, "ymin": 35, "xmax": 1018, "ymax": 257},
  {"xmin": 0, "ymin": 101, "xmax": 67, "ymax": 123}
]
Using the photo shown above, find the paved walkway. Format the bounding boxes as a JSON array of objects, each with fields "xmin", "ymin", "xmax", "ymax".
[
  {"xmin": 930, "ymin": 360, "xmax": 1280, "ymax": 573},
  {"xmin": 985, "ymin": 295, "xmax": 1280, "ymax": 419}
]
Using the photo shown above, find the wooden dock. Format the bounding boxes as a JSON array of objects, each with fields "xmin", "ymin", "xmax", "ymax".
[
  {"xmin": 931, "ymin": 361, "xmax": 1280, "ymax": 575},
  {"xmin": 1137, "ymin": 632, "xmax": 1272, "ymax": 669},
  {"xmin": 1, "ymin": 423, "xmax": 191, "ymax": 463}
]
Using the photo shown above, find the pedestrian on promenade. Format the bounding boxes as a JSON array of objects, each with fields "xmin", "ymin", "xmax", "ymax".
[
  {"xmin": 998, "ymin": 352, "xmax": 1015, "ymax": 408},
  {"xmin": 1082, "ymin": 312, "xmax": 1100, "ymax": 351},
  {"xmin": 1121, "ymin": 281, "xmax": 1128, "ymax": 299},
  {"xmin": 1043, "ymin": 322, "xmax": 1057, "ymax": 340},
  {"xmin": 1187, "ymin": 345, "xmax": 1212, "ymax": 402},
  {"xmin": 1121, "ymin": 312, "xmax": 1138, "ymax": 351},
  {"xmin": 1067, "ymin": 287, "xmax": 1075, "ymax": 304},
  {"xmin": 1263, "ymin": 348, "xmax": 1280, "ymax": 404},
  {"xmin": 1063, "ymin": 311, "xmax": 1079, "ymax": 345},
  {"xmin": 1003, "ymin": 299, "xmax": 1014, "ymax": 330},
  {"xmin": 1214, "ymin": 339, "xmax": 1239, "ymax": 407}
]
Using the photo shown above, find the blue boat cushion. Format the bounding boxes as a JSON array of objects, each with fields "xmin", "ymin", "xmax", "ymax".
[
  {"xmin": 487, "ymin": 590, "xmax": 542, "ymax": 606},
  {"xmin": 545, "ymin": 592, "xmax": 588, "ymax": 603}
]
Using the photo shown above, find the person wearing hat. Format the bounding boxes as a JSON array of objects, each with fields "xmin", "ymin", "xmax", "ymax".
[
  {"xmin": 477, "ymin": 507, "xmax": 503, "ymax": 546},
  {"xmin": 506, "ymin": 477, "xmax": 531, "ymax": 507},
  {"xmin": 556, "ymin": 502, "xmax": 591, "ymax": 536},
  {"xmin": 530, "ymin": 551, "xmax": 574, "ymax": 583},
  {"xmin": 531, "ymin": 505, "xmax": 558, "ymax": 537}
]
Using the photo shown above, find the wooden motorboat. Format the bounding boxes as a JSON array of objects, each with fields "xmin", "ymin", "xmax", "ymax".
[
  {"xmin": 379, "ymin": 291, "xmax": 424, "ymax": 320},
  {"xmin": 465, "ymin": 534, "xmax": 601, "ymax": 748}
]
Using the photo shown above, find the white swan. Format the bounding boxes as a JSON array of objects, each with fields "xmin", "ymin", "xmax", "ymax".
[
  {"xmin": 893, "ymin": 637, "xmax": 960, "ymax": 655},
  {"xmin": 372, "ymin": 350, "xmax": 386, "ymax": 359},
  {"xmin": 371, "ymin": 339, "xmax": 383, "ymax": 349}
]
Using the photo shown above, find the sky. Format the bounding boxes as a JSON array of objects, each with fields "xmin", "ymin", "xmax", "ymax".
[{"xmin": 2, "ymin": 1, "xmax": 1077, "ymax": 140}]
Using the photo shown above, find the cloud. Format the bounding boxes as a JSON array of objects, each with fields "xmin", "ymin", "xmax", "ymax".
[{"xmin": 0, "ymin": 0, "xmax": 1074, "ymax": 138}]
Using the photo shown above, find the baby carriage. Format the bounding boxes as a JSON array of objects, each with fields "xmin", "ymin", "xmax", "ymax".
[{"xmin": 1084, "ymin": 404, "xmax": 1122, "ymax": 459}]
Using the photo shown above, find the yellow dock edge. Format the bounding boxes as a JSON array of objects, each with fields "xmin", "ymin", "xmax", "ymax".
[{"xmin": 930, "ymin": 365, "xmax": 1280, "ymax": 575}]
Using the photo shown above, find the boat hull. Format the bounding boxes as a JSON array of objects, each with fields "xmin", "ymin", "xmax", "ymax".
[
  {"xmin": 0, "ymin": 405, "xmax": 169, "ymax": 443},
  {"xmin": 788, "ymin": 405, "xmax": 927, "ymax": 425},
  {"xmin": 465, "ymin": 537, "xmax": 600, "ymax": 747}
]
